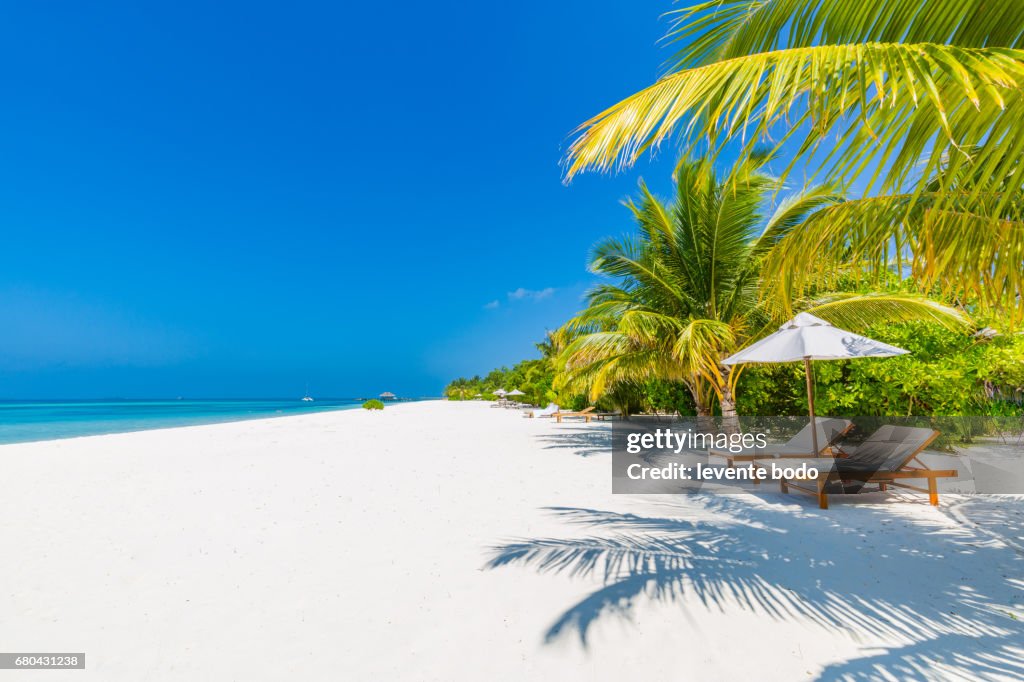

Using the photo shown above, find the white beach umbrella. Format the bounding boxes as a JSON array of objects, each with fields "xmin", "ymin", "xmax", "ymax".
[
  {"xmin": 722, "ymin": 313, "xmax": 908, "ymax": 455},
  {"xmin": 507, "ymin": 389, "xmax": 525, "ymax": 396},
  {"xmin": 494, "ymin": 389, "xmax": 508, "ymax": 397}
]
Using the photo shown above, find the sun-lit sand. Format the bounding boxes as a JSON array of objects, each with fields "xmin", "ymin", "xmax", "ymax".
[{"xmin": 1, "ymin": 400, "xmax": 1021, "ymax": 680}]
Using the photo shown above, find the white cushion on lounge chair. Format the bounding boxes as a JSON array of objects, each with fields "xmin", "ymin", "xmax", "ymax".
[{"xmin": 528, "ymin": 403, "xmax": 560, "ymax": 418}]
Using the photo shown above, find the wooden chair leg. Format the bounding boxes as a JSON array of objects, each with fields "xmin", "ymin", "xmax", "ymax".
[
  {"xmin": 817, "ymin": 480, "xmax": 829, "ymax": 509},
  {"xmin": 928, "ymin": 477, "xmax": 939, "ymax": 506},
  {"xmin": 780, "ymin": 479, "xmax": 788, "ymax": 494}
]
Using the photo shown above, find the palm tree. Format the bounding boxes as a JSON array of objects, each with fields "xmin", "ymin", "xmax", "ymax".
[
  {"xmin": 444, "ymin": 378, "xmax": 467, "ymax": 400},
  {"xmin": 555, "ymin": 156, "xmax": 966, "ymax": 417},
  {"xmin": 562, "ymin": 1, "xmax": 1024, "ymax": 322}
]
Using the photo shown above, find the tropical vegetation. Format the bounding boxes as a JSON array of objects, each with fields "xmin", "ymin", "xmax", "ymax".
[
  {"xmin": 444, "ymin": 337, "xmax": 558, "ymax": 408},
  {"xmin": 446, "ymin": 1, "xmax": 1024, "ymax": 420},
  {"xmin": 736, "ymin": 322, "xmax": 1024, "ymax": 417},
  {"xmin": 553, "ymin": 154, "xmax": 964, "ymax": 417},
  {"xmin": 445, "ymin": 154, "xmax": 1024, "ymax": 417},
  {"xmin": 564, "ymin": 0, "xmax": 1024, "ymax": 326},
  {"xmin": 449, "ymin": 322, "xmax": 1024, "ymax": 418}
]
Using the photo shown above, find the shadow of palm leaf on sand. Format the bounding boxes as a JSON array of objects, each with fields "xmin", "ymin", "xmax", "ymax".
[
  {"xmin": 534, "ymin": 423, "xmax": 611, "ymax": 458},
  {"xmin": 485, "ymin": 496, "xmax": 1024, "ymax": 680},
  {"xmin": 815, "ymin": 632, "xmax": 1024, "ymax": 681}
]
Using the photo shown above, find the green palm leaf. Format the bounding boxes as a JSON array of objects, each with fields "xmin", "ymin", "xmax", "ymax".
[
  {"xmin": 564, "ymin": 42, "xmax": 1024, "ymax": 191},
  {"xmin": 762, "ymin": 190, "xmax": 1024, "ymax": 322},
  {"xmin": 803, "ymin": 293, "xmax": 969, "ymax": 330},
  {"xmin": 664, "ymin": 0, "xmax": 1024, "ymax": 69}
]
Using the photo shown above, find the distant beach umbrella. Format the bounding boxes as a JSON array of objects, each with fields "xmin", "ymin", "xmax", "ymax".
[
  {"xmin": 507, "ymin": 389, "xmax": 525, "ymax": 396},
  {"xmin": 379, "ymin": 392, "xmax": 396, "ymax": 399},
  {"xmin": 722, "ymin": 313, "xmax": 908, "ymax": 455},
  {"xmin": 494, "ymin": 389, "xmax": 508, "ymax": 396}
]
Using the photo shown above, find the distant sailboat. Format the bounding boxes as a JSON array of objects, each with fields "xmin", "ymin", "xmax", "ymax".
[{"xmin": 302, "ymin": 384, "xmax": 314, "ymax": 402}]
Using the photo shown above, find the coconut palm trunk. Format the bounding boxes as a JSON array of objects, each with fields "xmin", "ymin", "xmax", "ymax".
[
  {"xmin": 688, "ymin": 383, "xmax": 711, "ymax": 417},
  {"xmin": 719, "ymin": 364, "xmax": 738, "ymax": 414}
]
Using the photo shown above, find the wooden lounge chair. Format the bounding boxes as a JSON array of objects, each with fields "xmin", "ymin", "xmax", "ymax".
[
  {"xmin": 754, "ymin": 426, "xmax": 956, "ymax": 509},
  {"xmin": 553, "ymin": 406, "xmax": 596, "ymax": 423},
  {"xmin": 710, "ymin": 418, "xmax": 854, "ymax": 467}
]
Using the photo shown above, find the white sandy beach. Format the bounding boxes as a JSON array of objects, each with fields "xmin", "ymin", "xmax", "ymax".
[{"xmin": 1, "ymin": 400, "xmax": 1022, "ymax": 681}]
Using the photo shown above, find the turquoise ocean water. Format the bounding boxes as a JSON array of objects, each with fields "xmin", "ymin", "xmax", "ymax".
[{"xmin": 0, "ymin": 399, "xmax": 391, "ymax": 445}]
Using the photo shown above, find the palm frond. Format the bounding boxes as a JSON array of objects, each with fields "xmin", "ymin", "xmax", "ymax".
[
  {"xmin": 664, "ymin": 0, "xmax": 1024, "ymax": 71},
  {"xmin": 753, "ymin": 183, "xmax": 844, "ymax": 255},
  {"xmin": 618, "ymin": 309, "xmax": 687, "ymax": 344},
  {"xmin": 672, "ymin": 318, "xmax": 737, "ymax": 392},
  {"xmin": 557, "ymin": 338, "xmax": 687, "ymax": 401},
  {"xmin": 486, "ymin": 533, "xmax": 712, "ymax": 581},
  {"xmin": 762, "ymin": 191, "xmax": 1024, "ymax": 323},
  {"xmin": 802, "ymin": 293, "xmax": 969, "ymax": 331},
  {"xmin": 917, "ymin": 208, "xmax": 1024, "ymax": 321},
  {"xmin": 564, "ymin": 42, "xmax": 1024, "ymax": 197}
]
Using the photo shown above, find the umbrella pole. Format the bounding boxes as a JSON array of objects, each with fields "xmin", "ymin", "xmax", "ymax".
[{"xmin": 804, "ymin": 357, "xmax": 819, "ymax": 456}]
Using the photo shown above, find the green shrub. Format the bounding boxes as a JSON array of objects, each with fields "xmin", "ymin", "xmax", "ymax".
[
  {"xmin": 642, "ymin": 379, "xmax": 698, "ymax": 416},
  {"xmin": 362, "ymin": 399, "xmax": 384, "ymax": 410},
  {"xmin": 735, "ymin": 321, "xmax": 1024, "ymax": 417}
]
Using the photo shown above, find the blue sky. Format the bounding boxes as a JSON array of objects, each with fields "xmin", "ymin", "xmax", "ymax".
[{"xmin": 0, "ymin": 1, "xmax": 684, "ymax": 398}]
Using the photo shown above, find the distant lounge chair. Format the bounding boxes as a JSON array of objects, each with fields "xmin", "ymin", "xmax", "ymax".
[
  {"xmin": 553, "ymin": 406, "xmax": 596, "ymax": 423},
  {"xmin": 526, "ymin": 403, "xmax": 560, "ymax": 418},
  {"xmin": 594, "ymin": 411, "xmax": 620, "ymax": 421},
  {"xmin": 754, "ymin": 426, "xmax": 955, "ymax": 508},
  {"xmin": 710, "ymin": 418, "xmax": 854, "ymax": 467}
]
